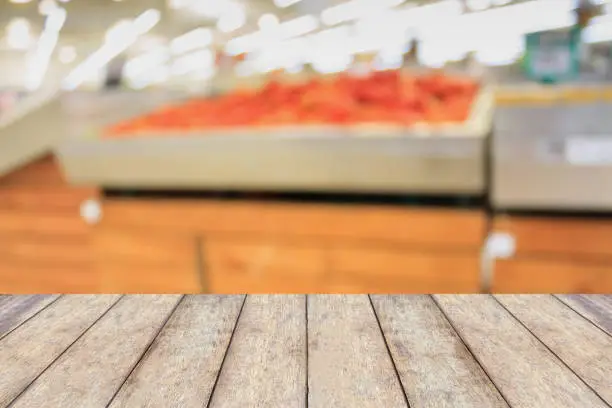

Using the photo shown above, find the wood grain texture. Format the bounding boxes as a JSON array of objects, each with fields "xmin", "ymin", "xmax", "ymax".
[
  {"xmin": 208, "ymin": 295, "xmax": 306, "ymax": 408},
  {"xmin": 108, "ymin": 295, "xmax": 244, "ymax": 408},
  {"xmin": 101, "ymin": 199, "xmax": 485, "ymax": 248},
  {"xmin": 492, "ymin": 259, "xmax": 612, "ymax": 293},
  {"xmin": 0, "ymin": 264, "xmax": 97, "ymax": 294},
  {"xmin": 370, "ymin": 295, "xmax": 508, "ymax": 408},
  {"xmin": 434, "ymin": 295, "xmax": 609, "ymax": 408},
  {"xmin": 0, "ymin": 187, "xmax": 97, "ymax": 211},
  {"xmin": 0, "ymin": 210, "xmax": 89, "ymax": 237},
  {"xmin": 10, "ymin": 295, "xmax": 182, "ymax": 408},
  {"xmin": 94, "ymin": 230, "xmax": 200, "ymax": 293},
  {"xmin": 495, "ymin": 295, "xmax": 612, "ymax": 404},
  {"xmin": 330, "ymin": 247, "xmax": 480, "ymax": 293},
  {"xmin": 0, "ymin": 295, "xmax": 120, "ymax": 407},
  {"xmin": 204, "ymin": 240, "xmax": 326, "ymax": 293},
  {"xmin": 494, "ymin": 216, "xmax": 612, "ymax": 259},
  {"xmin": 0, "ymin": 295, "xmax": 59, "ymax": 339},
  {"xmin": 307, "ymin": 295, "xmax": 407, "ymax": 408},
  {"xmin": 555, "ymin": 295, "xmax": 612, "ymax": 336}
]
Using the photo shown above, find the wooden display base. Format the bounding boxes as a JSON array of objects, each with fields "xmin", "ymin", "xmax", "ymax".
[
  {"xmin": 0, "ymin": 154, "xmax": 98, "ymax": 293},
  {"xmin": 491, "ymin": 215, "xmax": 612, "ymax": 293},
  {"xmin": 94, "ymin": 197, "xmax": 485, "ymax": 294}
]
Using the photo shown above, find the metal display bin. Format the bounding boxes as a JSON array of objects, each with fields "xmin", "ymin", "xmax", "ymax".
[
  {"xmin": 493, "ymin": 85, "xmax": 612, "ymax": 211},
  {"xmin": 56, "ymin": 89, "xmax": 495, "ymax": 195}
]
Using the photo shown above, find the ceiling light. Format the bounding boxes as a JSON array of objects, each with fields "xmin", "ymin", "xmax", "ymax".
[
  {"xmin": 6, "ymin": 18, "xmax": 32, "ymax": 50},
  {"xmin": 274, "ymin": 0, "xmax": 303, "ymax": 7},
  {"xmin": 59, "ymin": 45, "xmax": 77, "ymax": 64},
  {"xmin": 171, "ymin": 28, "xmax": 213, "ymax": 54},
  {"xmin": 63, "ymin": 9, "xmax": 161, "ymax": 90},
  {"xmin": 217, "ymin": 3, "xmax": 246, "ymax": 33},
  {"xmin": 9, "ymin": 0, "xmax": 32, "ymax": 4},
  {"xmin": 258, "ymin": 14, "xmax": 280, "ymax": 30},
  {"xmin": 171, "ymin": 49, "xmax": 214, "ymax": 76},
  {"xmin": 38, "ymin": 0, "xmax": 59, "ymax": 16},
  {"xmin": 105, "ymin": 20, "xmax": 133, "ymax": 43}
]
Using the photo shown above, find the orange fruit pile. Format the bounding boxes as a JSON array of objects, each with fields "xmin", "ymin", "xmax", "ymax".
[{"xmin": 106, "ymin": 69, "xmax": 479, "ymax": 137}]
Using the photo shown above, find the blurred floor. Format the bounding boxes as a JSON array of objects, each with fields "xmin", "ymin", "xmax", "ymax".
[{"xmin": 0, "ymin": 294, "xmax": 611, "ymax": 408}]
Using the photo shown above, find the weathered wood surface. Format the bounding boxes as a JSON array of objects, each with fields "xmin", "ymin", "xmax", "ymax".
[
  {"xmin": 0, "ymin": 295, "xmax": 59, "ymax": 339},
  {"xmin": 434, "ymin": 295, "xmax": 609, "ymax": 408},
  {"xmin": 108, "ymin": 295, "xmax": 244, "ymax": 408},
  {"xmin": 9, "ymin": 295, "xmax": 182, "ymax": 408},
  {"xmin": 0, "ymin": 294, "xmax": 611, "ymax": 408},
  {"xmin": 371, "ymin": 295, "xmax": 508, "ymax": 408},
  {"xmin": 495, "ymin": 295, "xmax": 612, "ymax": 404},
  {"xmin": 208, "ymin": 295, "xmax": 307, "ymax": 408},
  {"xmin": 556, "ymin": 295, "xmax": 612, "ymax": 336},
  {"xmin": 307, "ymin": 295, "xmax": 407, "ymax": 408},
  {"xmin": 0, "ymin": 295, "xmax": 120, "ymax": 407}
]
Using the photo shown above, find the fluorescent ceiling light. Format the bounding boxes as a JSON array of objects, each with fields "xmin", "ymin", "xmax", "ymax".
[
  {"xmin": 9, "ymin": 0, "xmax": 32, "ymax": 3},
  {"xmin": 58, "ymin": 45, "xmax": 76, "ymax": 64},
  {"xmin": 171, "ymin": 48, "xmax": 215, "ymax": 76},
  {"xmin": 258, "ymin": 14, "xmax": 280, "ymax": 30},
  {"xmin": 170, "ymin": 28, "xmax": 212, "ymax": 54},
  {"xmin": 63, "ymin": 9, "xmax": 161, "ymax": 90},
  {"xmin": 6, "ymin": 18, "xmax": 32, "ymax": 50},
  {"xmin": 274, "ymin": 0, "xmax": 303, "ymax": 7},
  {"xmin": 38, "ymin": 0, "xmax": 59, "ymax": 16},
  {"xmin": 226, "ymin": 15, "xmax": 318, "ymax": 55},
  {"xmin": 124, "ymin": 47, "xmax": 170, "ymax": 77},
  {"xmin": 26, "ymin": 7, "xmax": 66, "ymax": 90},
  {"xmin": 321, "ymin": 0, "xmax": 405, "ymax": 26},
  {"xmin": 217, "ymin": 3, "xmax": 246, "ymax": 33}
]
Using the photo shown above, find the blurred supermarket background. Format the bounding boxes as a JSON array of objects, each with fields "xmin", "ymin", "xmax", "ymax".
[{"xmin": 1, "ymin": 0, "xmax": 612, "ymax": 294}]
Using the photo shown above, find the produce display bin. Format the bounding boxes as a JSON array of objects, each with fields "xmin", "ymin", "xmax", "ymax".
[
  {"xmin": 56, "ymin": 88, "xmax": 494, "ymax": 195},
  {"xmin": 493, "ymin": 84, "xmax": 612, "ymax": 211},
  {"xmin": 0, "ymin": 90, "xmax": 185, "ymax": 178}
]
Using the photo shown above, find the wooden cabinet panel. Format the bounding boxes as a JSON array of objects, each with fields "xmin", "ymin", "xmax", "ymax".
[
  {"xmin": 329, "ymin": 247, "xmax": 481, "ymax": 293},
  {"xmin": 203, "ymin": 240, "xmax": 327, "ymax": 293},
  {"xmin": 0, "ymin": 264, "xmax": 96, "ymax": 293},
  {"xmin": 0, "ymin": 155, "xmax": 99, "ymax": 293},
  {"xmin": 493, "ymin": 259, "xmax": 612, "ymax": 294},
  {"xmin": 94, "ymin": 230, "xmax": 201, "ymax": 293},
  {"xmin": 103, "ymin": 199, "xmax": 486, "ymax": 248},
  {"xmin": 494, "ymin": 216, "xmax": 612, "ymax": 259}
]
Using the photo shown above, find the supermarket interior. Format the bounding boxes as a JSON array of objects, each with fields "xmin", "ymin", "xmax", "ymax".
[{"xmin": 1, "ymin": 0, "xmax": 612, "ymax": 294}]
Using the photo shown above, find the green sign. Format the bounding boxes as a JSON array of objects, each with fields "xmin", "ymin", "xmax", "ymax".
[{"xmin": 524, "ymin": 27, "xmax": 581, "ymax": 83}]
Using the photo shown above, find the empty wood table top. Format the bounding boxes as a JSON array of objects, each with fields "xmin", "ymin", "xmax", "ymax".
[{"xmin": 0, "ymin": 294, "xmax": 610, "ymax": 408}]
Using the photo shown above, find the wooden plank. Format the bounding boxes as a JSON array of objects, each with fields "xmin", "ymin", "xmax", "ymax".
[
  {"xmin": 492, "ymin": 259, "xmax": 612, "ymax": 293},
  {"xmin": 0, "ymin": 295, "xmax": 120, "ymax": 407},
  {"xmin": 204, "ymin": 240, "xmax": 326, "ymax": 293},
  {"xmin": 370, "ymin": 295, "xmax": 508, "ymax": 407},
  {"xmin": 208, "ymin": 295, "xmax": 306, "ymax": 408},
  {"xmin": 0, "ymin": 263, "xmax": 97, "ymax": 294},
  {"xmin": 556, "ymin": 295, "xmax": 612, "ymax": 336},
  {"xmin": 330, "ymin": 247, "xmax": 480, "ymax": 293},
  {"xmin": 0, "ymin": 239, "xmax": 90, "ymax": 266},
  {"xmin": 0, "ymin": 187, "xmax": 97, "ymax": 211},
  {"xmin": 10, "ymin": 295, "xmax": 182, "ymax": 408},
  {"xmin": 95, "ymin": 230, "xmax": 200, "ymax": 293},
  {"xmin": 494, "ymin": 216, "xmax": 612, "ymax": 259},
  {"xmin": 0, "ymin": 295, "xmax": 59, "ymax": 339},
  {"xmin": 108, "ymin": 295, "xmax": 244, "ymax": 408},
  {"xmin": 307, "ymin": 295, "xmax": 407, "ymax": 408},
  {"xmin": 0, "ymin": 210, "xmax": 89, "ymax": 237},
  {"xmin": 434, "ymin": 295, "xmax": 609, "ymax": 408},
  {"xmin": 102, "ymin": 199, "xmax": 485, "ymax": 248},
  {"xmin": 495, "ymin": 295, "xmax": 612, "ymax": 404}
]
